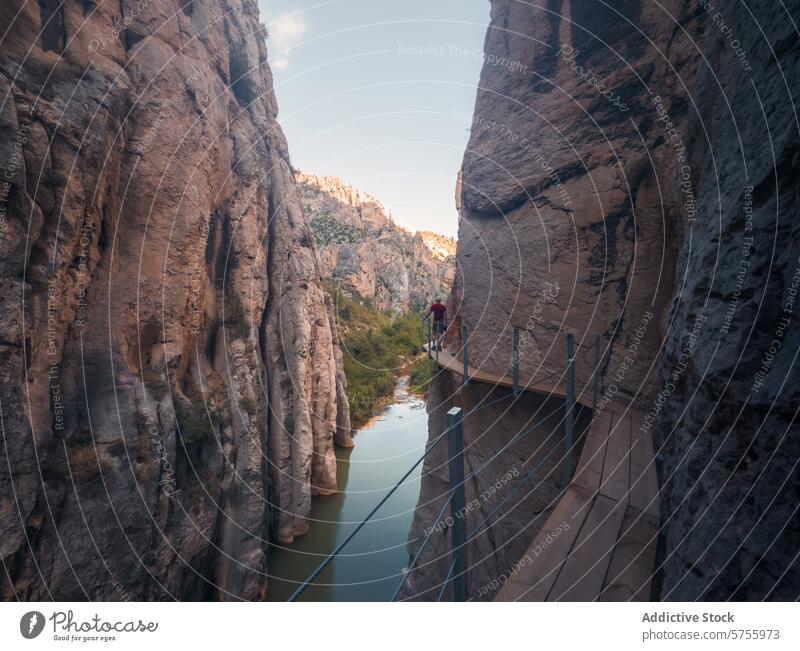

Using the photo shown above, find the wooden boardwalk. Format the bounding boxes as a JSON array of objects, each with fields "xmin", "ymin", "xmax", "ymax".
[
  {"xmin": 494, "ymin": 409, "xmax": 660, "ymax": 601},
  {"xmin": 423, "ymin": 345, "xmax": 593, "ymax": 408},
  {"xmin": 426, "ymin": 343, "xmax": 660, "ymax": 601}
]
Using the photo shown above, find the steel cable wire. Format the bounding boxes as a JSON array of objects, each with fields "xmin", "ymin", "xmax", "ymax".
[{"xmin": 286, "ymin": 391, "xmax": 516, "ymax": 600}]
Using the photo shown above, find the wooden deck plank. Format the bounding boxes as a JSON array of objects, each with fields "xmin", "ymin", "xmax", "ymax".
[
  {"xmin": 599, "ymin": 506, "xmax": 660, "ymax": 601},
  {"xmin": 598, "ymin": 411, "xmax": 632, "ymax": 503},
  {"xmin": 424, "ymin": 345, "xmax": 592, "ymax": 408},
  {"xmin": 494, "ymin": 484, "xmax": 595, "ymax": 602},
  {"xmin": 628, "ymin": 414, "xmax": 660, "ymax": 518},
  {"xmin": 573, "ymin": 410, "xmax": 613, "ymax": 494},
  {"xmin": 547, "ymin": 494, "xmax": 628, "ymax": 601},
  {"xmin": 493, "ymin": 408, "xmax": 659, "ymax": 602}
]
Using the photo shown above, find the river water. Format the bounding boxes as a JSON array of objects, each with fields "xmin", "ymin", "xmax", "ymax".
[{"xmin": 266, "ymin": 379, "xmax": 429, "ymax": 601}]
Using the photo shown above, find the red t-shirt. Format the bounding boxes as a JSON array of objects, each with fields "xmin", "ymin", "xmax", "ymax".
[{"xmin": 430, "ymin": 303, "xmax": 446, "ymax": 321}]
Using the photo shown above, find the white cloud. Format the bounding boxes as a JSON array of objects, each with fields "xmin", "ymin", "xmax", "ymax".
[{"xmin": 267, "ymin": 11, "xmax": 307, "ymax": 70}]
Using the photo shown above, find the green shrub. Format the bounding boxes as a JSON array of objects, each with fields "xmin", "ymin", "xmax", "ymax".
[
  {"xmin": 328, "ymin": 287, "xmax": 426, "ymax": 427},
  {"xmin": 177, "ymin": 401, "xmax": 218, "ymax": 448},
  {"xmin": 408, "ymin": 357, "xmax": 436, "ymax": 395},
  {"xmin": 310, "ymin": 214, "xmax": 367, "ymax": 244}
]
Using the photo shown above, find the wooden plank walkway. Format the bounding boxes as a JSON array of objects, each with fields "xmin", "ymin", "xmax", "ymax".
[
  {"xmin": 423, "ymin": 344, "xmax": 593, "ymax": 408},
  {"xmin": 426, "ymin": 342, "xmax": 660, "ymax": 601},
  {"xmin": 495, "ymin": 408, "xmax": 660, "ymax": 601}
]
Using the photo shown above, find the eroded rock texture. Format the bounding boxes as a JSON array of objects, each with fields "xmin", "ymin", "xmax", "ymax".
[
  {"xmin": 0, "ymin": 0, "xmax": 349, "ymax": 600},
  {"xmin": 655, "ymin": 2, "xmax": 800, "ymax": 600},
  {"xmin": 296, "ymin": 171, "xmax": 456, "ymax": 313},
  {"xmin": 409, "ymin": 0, "xmax": 799, "ymax": 600}
]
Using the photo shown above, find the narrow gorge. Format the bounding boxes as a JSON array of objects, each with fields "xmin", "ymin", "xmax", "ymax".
[
  {"xmin": 0, "ymin": 0, "xmax": 456, "ymax": 601},
  {"xmin": 0, "ymin": 0, "xmax": 797, "ymax": 608}
]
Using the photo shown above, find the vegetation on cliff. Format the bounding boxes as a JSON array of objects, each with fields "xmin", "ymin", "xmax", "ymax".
[
  {"xmin": 327, "ymin": 284, "xmax": 436, "ymax": 427},
  {"xmin": 309, "ymin": 212, "xmax": 367, "ymax": 244}
]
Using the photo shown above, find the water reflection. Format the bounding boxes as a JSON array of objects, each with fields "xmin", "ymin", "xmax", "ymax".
[{"xmin": 266, "ymin": 380, "xmax": 428, "ymax": 601}]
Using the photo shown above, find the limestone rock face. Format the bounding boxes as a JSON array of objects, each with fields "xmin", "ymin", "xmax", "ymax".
[
  {"xmin": 654, "ymin": 3, "xmax": 800, "ymax": 600},
  {"xmin": 454, "ymin": 0, "xmax": 698, "ymax": 398},
  {"xmin": 296, "ymin": 171, "xmax": 456, "ymax": 313},
  {"xmin": 0, "ymin": 0, "xmax": 349, "ymax": 600},
  {"xmin": 410, "ymin": 0, "xmax": 799, "ymax": 600},
  {"xmin": 418, "ymin": 230, "xmax": 457, "ymax": 262}
]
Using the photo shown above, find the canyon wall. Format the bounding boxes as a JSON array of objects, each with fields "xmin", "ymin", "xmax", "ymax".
[
  {"xmin": 408, "ymin": 0, "xmax": 798, "ymax": 600},
  {"xmin": 0, "ymin": 0, "xmax": 349, "ymax": 600},
  {"xmin": 296, "ymin": 171, "xmax": 456, "ymax": 313},
  {"xmin": 655, "ymin": 1, "xmax": 799, "ymax": 600}
]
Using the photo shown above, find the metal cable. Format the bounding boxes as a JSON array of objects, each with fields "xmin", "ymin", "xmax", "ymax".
[
  {"xmin": 398, "ymin": 399, "xmax": 579, "ymax": 601},
  {"xmin": 437, "ymin": 557, "xmax": 457, "ymax": 602},
  {"xmin": 286, "ymin": 390, "xmax": 514, "ymax": 601},
  {"xmin": 287, "ymin": 425, "xmax": 449, "ymax": 601},
  {"xmin": 390, "ymin": 492, "xmax": 454, "ymax": 601},
  {"xmin": 525, "ymin": 368, "xmax": 565, "ymax": 385},
  {"xmin": 467, "ymin": 435, "xmax": 566, "ymax": 538}
]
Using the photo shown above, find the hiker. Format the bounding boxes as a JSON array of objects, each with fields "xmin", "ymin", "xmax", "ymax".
[{"xmin": 426, "ymin": 298, "xmax": 447, "ymax": 350}]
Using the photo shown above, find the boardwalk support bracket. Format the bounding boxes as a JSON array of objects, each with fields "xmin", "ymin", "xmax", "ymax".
[
  {"xmin": 592, "ymin": 334, "xmax": 601, "ymax": 414},
  {"xmin": 462, "ymin": 325, "xmax": 469, "ymax": 385}
]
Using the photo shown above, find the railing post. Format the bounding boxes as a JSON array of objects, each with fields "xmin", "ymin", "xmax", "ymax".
[
  {"xmin": 562, "ymin": 334, "xmax": 575, "ymax": 487},
  {"xmin": 420, "ymin": 314, "xmax": 425, "ymax": 353},
  {"xmin": 427, "ymin": 318, "xmax": 432, "ymax": 359},
  {"xmin": 592, "ymin": 334, "xmax": 600, "ymax": 414},
  {"xmin": 447, "ymin": 407, "xmax": 467, "ymax": 602},
  {"xmin": 435, "ymin": 326, "xmax": 440, "ymax": 366},
  {"xmin": 512, "ymin": 327, "xmax": 520, "ymax": 396},
  {"xmin": 461, "ymin": 324, "xmax": 469, "ymax": 385}
]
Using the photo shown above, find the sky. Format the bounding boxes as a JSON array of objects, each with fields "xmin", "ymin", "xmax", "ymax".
[{"xmin": 256, "ymin": 0, "xmax": 491, "ymax": 238}]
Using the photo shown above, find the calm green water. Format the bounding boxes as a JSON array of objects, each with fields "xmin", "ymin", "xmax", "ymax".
[{"xmin": 266, "ymin": 380, "xmax": 429, "ymax": 601}]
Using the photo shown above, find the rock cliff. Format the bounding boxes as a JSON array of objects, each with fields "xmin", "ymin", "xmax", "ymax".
[
  {"xmin": 296, "ymin": 171, "xmax": 456, "ymax": 313},
  {"xmin": 406, "ymin": 0, "xmax": 799, "ymax": 601},
  {"xmin": 654, "ymin": 1, "xmax": 800, "ymax": 600},
  {"xmin": 0, "ymin": 0, "xmax": 349, "ymax": 600}
]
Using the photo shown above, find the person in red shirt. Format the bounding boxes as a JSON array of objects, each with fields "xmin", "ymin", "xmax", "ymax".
[{"xmin": 426, "ymin": 298, "xmax": 447, "ymax": 350}]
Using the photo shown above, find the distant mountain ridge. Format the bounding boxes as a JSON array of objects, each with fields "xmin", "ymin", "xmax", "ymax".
[
  {"xmin": 295, "ymin": 171, "xmax": 456, "ymax": 313},
  {"xmin": 418, "ymin": 230, "xmax": 457, "ymax": 261}
]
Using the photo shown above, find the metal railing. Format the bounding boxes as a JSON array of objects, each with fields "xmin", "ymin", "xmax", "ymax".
[
  {"xmin": 288, "ymin": 318, "xmax": 605, "ymax": 602},
  {"xmin": 403, "ymin": 319, "xmax": 606, "ymax": 601},
  {"xmin": 445, "ymin": 407, "xmax": 467, "ymax": 601}
]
